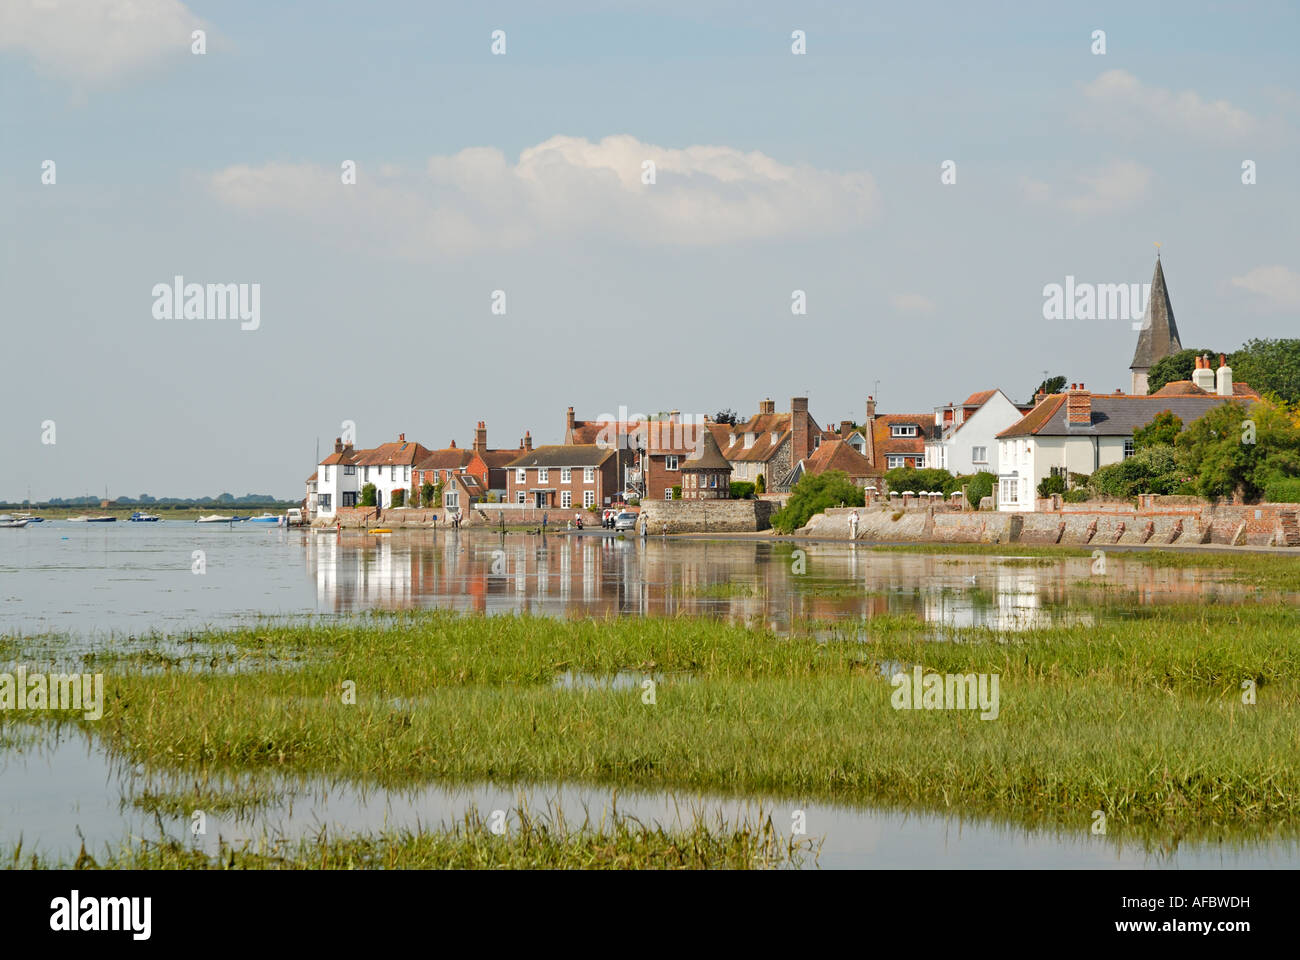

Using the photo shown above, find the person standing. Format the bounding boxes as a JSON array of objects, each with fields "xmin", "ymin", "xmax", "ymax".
[{"xmin": 849, "ymin": 509, "xmax": 859, "ymax": 540}]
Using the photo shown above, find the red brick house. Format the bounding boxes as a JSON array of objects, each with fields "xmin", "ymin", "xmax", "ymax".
[
  {"xmin": 679, "ymin": 430, "xmax": 733, "ymax": 499},
  {"xmin": 504, "ymin": 445, "xmax": 617, "ymax": 511},
  {"xmin": 717, "ymin": 397, "xmax": 821, "ymax": 489}
]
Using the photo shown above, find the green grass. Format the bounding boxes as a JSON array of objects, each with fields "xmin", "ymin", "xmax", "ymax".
[
  {"xmin": 8, "ymin": 605, "xmax": 1300, "ymax": 843},
  {"xmin": 8, "ymin": 807, "xmax": 814, "ymax": 870},
  {"xmin": 132, "ymin": 785, "xmax": 283, "ymax": 818}
]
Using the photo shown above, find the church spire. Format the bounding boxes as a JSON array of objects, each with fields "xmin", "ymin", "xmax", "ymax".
[{"xmin": 1129, "ymin": 256, "xmax": 1182, "ymax": 393}]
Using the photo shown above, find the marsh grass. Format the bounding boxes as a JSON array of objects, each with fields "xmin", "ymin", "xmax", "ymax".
[
  {"xmin": 132, "ymin": 785, "xmax": 283, "ymax": 818},
  {"xmin": 9, "ymin": 605, "xmax": 1300, "ymax": 841},
  {"xmin": 8, "ymin": 806, "xmax": 815, "ymax": 870}
]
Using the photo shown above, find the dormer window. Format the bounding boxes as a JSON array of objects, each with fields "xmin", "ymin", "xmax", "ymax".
[
  {"xmin": 891, "ymin": 425, "xmax": 918, "ymax": 438},
  {"xmin": 771, "ymin": 431, "xmax": 779, "ymax": 444},
  {"xmin": 745, "ymin": 432, "xmax": 755, "ymax": 448}
]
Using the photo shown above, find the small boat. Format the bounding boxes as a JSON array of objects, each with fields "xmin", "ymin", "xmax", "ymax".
[
  {"xmin": 129, "ymin": 512, "xmax": 161, "ymax": 522},
  {"xmin": 367, "ymin": 528, "xmax": 393, "ymax": 534},
  {"xmin": 13, "ymin": 513, "xmax": 44, "ymax": 523},
  {"xmin": 247, "ymin": 513, "xmax": 280, "ymax": 523},
  {"xmin": 196, "ymin": 514, "xmax": 235, "ymax": 524},
  {"xmin": 0, "ymin": 515, "xmax": 31, "ymax": 529},
  {"xmin": 85, "ymin": 516, "xmax": 117, "ymax": 523}
]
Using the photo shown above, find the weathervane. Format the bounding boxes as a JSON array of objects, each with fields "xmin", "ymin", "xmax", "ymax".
[{"xmin": 1154, "ymin": 241, "xmax": 1161, "ymax": 258}]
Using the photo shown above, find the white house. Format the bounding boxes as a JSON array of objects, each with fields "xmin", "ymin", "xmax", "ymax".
[
  {"xmin": 315, "ymin": 433, "xmax": 433, "ymax": 517},
  {"xmin": 316, "ymin": 439, "xmax": 361, "ymax": 519},
  {"xmin": 924, "ymin": 389, "xmax": 1034, "ymax": 477},
  {"xmin": 995, "ymin": 367, "xmax": 1257, "ymax": 512}
]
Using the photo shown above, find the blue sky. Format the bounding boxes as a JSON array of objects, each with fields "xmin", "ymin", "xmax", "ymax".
[{"xmin": 2, "ymin": 0, "xmax": 1297, "ymax": 499}]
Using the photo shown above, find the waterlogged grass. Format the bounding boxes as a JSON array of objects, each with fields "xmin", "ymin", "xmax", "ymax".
[
  {"xmin": 9, "ymin": 808, "xmax": 813, "ymax": 870},
  {"xmin": 11, "ymin": 606, "xmax": 1300, "ymax": 841},
  {"xmin": 132, "ymin": 785, "xmax": 283, "ymax": 818}
]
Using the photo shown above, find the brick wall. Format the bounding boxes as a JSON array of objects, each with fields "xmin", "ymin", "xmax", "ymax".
[{"xmin": 640, "ymin": 499, "xmax": 775, "ymax": 533}]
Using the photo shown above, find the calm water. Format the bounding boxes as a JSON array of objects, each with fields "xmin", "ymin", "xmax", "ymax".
[
  {"xmin": 0, "ymin": 521, "xmax": 1257, "ymax": 641},
  {"xmin": 1, "ymin": 521, "xmax": 1291, "ymax": 868}
]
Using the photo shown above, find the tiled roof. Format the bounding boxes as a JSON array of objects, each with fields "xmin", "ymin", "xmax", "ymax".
[
  {"xmin": 720, "ymin": 427, "xmax": 790, "ymax": 463},
  {"xmin": 871, "ymin": 415, "xmax": 934, "ymax": 458},
  {"xmin": 802, "ymin": 438, "xmax": 879, "ymax": 479},
  {"xmin": 963, "ymin": 389, "xmax": 997, "ymax": 407},
  {"xmin": 478, "ymin": 449, "xmax": 523, "ymax": 468},
  {"xmin": 682, "ymin": 430, "xmax": 731, "ymax": 470},
  {"xmin": 415, "ymin": 448, "xmax": 475, "ymax": 470},
  {"xmin": 505, "ymin": 445, "xmax": 615, "ymax": 469},
  {"xmin": 306, "ymin": 471, "xmax": 318, "ymax": 482},
  {"xmin": 997, "ymin": 393, "xmax": 1255, "ymax": 438},
  {"xmin": 320, "ymin": 448, "xmax": 360, "ymax": 466},
  {"xmin": 355, "ymin": 440, "xmax": 431, "ymax": 467},
  {"xmin": 1151, "ymin": 380, "xmax": 1261, "ymax": 400}
]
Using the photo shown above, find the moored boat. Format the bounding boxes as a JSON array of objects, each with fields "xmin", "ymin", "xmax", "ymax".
[
  {"xmin": 85, "ymin": 516, "xmax": 117, "ymax": 522},
  {"xmin": 196, "ymin": 514, "xmax": 235, "ymax": 524},
  {"xmin": 0, "ymin": 515, "xmax": 32, "ymax": 529},
  {"xmin": 247, "ymin": 513, "xmax": 280, "ymax": 523},
  {"xmin": 129, "ymin": 512, "xmax": 162, "ymax": 522}
]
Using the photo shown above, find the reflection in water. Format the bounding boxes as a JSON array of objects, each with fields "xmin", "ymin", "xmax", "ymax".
[{"xmin": 308, "ymin": 531, "xmax": 1249, "ymax": 632}]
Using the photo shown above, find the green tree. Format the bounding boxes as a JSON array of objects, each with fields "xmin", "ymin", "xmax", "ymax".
[
  {"xmin": 729, "ymin": 481, "xmax": 756, "ymax": 500},
  {"xmin": 1037, "ymin": 474, "xmax": 1066, "ymax": 498},
  {"xmin": 754, "ymin": 473, "xmax": 765, "ymax": 495},
  {"xmin": 1229, "ymin": 338, "xmax": 1300, "ymax": 405},
  {"xmin": 771, "ymin": 470, "xmax": 864, "ymax": 533},
  {"xmin": 391, "ymin": 489, "xmax": 405, "ymax": 507},
  {"xmin": 1088, "ymin": 444, "xmax": 1188, "ymax": 498},
  {"xmin": 1133, "ymin": 410, "xmax": 1183, "ymax": 449},
  {"xmin": 360, "ymin": 483, "xmax": 377, "ymax": 507},
  {"xmin": 1175, "ymin": 399, "xmax": 1300, "ymax": 501},
  {"xmin": 1146, "ymin": 348, "xmax": 1219, "ymax": 394},
  {"xmin": 883, "ymin": 467, "xmax": 955, "ymax": 494},
  {"xmin": 961, "ymin": 471, "xmax": 995, "ymax": 508},
  {"xmin": 1030, "ymin": 375, "xmax": 1067, "ymax": 402},
  {"xmin": 421, "ymin": 482, "xmax": 435, "ymax": 507}
]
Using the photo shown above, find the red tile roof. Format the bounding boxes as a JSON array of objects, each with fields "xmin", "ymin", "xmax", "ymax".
[{"xmin": 802, "ymin": 438, "xmax": 879, "ymax": 479}]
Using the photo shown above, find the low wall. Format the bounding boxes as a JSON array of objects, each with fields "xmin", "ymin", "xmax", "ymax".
[
  {"xmin": 641, "ymin": 499, "xmax": 775, "ymax": 534},
  {"xmin": 800, "ymin": 502, "xmax": 1299, "ymax": 547}
]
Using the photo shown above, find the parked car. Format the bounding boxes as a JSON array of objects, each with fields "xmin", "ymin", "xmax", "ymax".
[{"xmin": 613, "ymin": 511, "xmax": 638, "ymax": 531}]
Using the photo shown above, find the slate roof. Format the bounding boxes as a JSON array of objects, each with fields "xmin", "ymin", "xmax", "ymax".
[
  {"xmin": 1130, "ymin": 258, "xmax": 1183, "ymax": 370},
  {"xmin": 504, "ymin": 445, "xmax": 615, "ymax": 469},
  {"xmin": 997, "ymin": 393, "xmax": 1254, "ymax": 438}
]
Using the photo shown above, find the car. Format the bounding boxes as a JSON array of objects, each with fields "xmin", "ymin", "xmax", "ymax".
[{"xmin": 613, "ymin": 511, "xmax": 638, "ymax": 531}]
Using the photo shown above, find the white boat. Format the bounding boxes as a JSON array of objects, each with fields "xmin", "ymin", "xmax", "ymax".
[
  {"xmin": 129, "ymin": 512, "xmax": 162, "ymax": 522},
  {"xmin": 0, "ymin": 515, "xmax": 31, "ymax": 529},
  {"xmin": 247, "ymin": 513, "xmax": 280, "ymax": 523},
  {"xmin": 67, "ymin": 515, "xmax": 115, "ymax": 522},
  {"xmin": 196, "ymin": 514, "xmax": 235, "ymax": 524}
]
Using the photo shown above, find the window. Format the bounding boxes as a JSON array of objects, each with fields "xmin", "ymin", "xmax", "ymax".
[
  {"xmin": 887, "ymin": 456, "xmax": 905, "ymax": 469},
  {"xmin": 999, "ymin": 479, "xmax": 1016, "ymax": 503},
  {"xmin": 891, "ymin": 425, "xmax": 917, "ymax": 437},
  {"xmin": 665, "ymin": 455, "xmax": 678, "ymax": 470},
  {"xmin": 342, "ymin": 492, "xmax": 357, "ymax": 507},
  {"xmin": 561, "ymin": 468, "xmax": 571, "ymax": 483},
  {"xmin": 344, "ymin": 464, "xmax": 354, "ymax": 476},
  {"xmin": 317, "ymin": 493, "xmax": 332, "ymax": 507},
  {"xmin": 517, "ymin": 468, "xmax": 526, "ymax": 484},
  {"xmin": 561, "ymin": 491, "xmax": 572, "ymax": 508},
  {"xmin": 404, "ymin": 466, "xmax": 410, "ymax": 481},
  {"xmin": 972, "ymin": 446, "xmax": 987, "ymax": 463},
  {"xmin": 446, "ymin": 490, "xmax": 459, "ymax": 509},
  {"xmin": 665, "ymin": 488, "xmax": 673, "ymax": 500},
  {"xmin": 538, "ymin": 468, "xmax": 548, "ymax": 483},
  {"xmin": 584, "ymin": 466, "xmax": 594, "ymax": 483},
  {"xmin": 517, "ymin": 491, "xmax": 526, "ymax": 504},
  {"xmin": 709, "ymin": 474, "xmax": 717, "ymax": 488},
  {"xmin": 584, "ymin": 491, "xmax": 595, "ymax": 508},
  {"xmin": 1123, "ymin": 439, "xmax": 1136, "ymax": 459},
  {"xmin": 389, "ymin": 466, "xmax": 396, "ymax": 481},
  {"xmin": 324, "ymin": 466, "xmax": 331, "ymax": 482}
]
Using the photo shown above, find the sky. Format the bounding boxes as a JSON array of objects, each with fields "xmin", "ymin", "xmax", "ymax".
[{"xmin": 2, "ymin": 0, "xmax": 1297, "ymax": 500}]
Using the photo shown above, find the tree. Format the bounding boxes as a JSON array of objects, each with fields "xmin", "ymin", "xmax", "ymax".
[
  {"xmin": 714, "ymin": 409, "xmax": 739, "ymax": 425},
  {"xmin": 1030, "ymin": 376, "xmax": 1067, "ymax": 402},
  {"xmin": 391, "ymin": 489, "xmax": 405, "ymax": 507},
  {"xmin": 360, "ymin": 483, "xmax": 377, "ymax": 507},
  {"xmin": 1133, "ymin": 410, "xmax": 1183, "ymax": 449},
  {"xmin": 1175, "ymin": 399, "xmax": 1300, "ymax": 501},
  {"xmin": 884, "ymin": 466, "xmax": 956, "ymax": 494},
  {"xmin": 1146, "ymin": 348, "xmax": 1219, "ymax": 394},
  {"xmin": 961, "ymin": 471, "xmax": 995, "ymax": 508},
  {"xmin": 421, "ymin": 482, "xmax": 435, "ymax": 507},
  {"xmin": 771, "ymin": 470, "xmax": 864, "ymax": 533},
  {"xmin": 1229, "ymin": 338, "xmax": 1300, "ymax": 405},
  {"xmin": 754, "ymin": 473, "xmax": 765, "ymax": 495},
  {"xmin": 1089, "ymin": 444, "xmax": 1188, "ymax": 498},
  {"xmin": 1037, "ymin": 475, "xmax": 1066, "ymax": 498}
]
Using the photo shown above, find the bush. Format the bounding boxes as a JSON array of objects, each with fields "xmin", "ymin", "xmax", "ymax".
[
  {"xmin": 1088, "ymin": 444, "xmax": 1188, "ymax": 498},
  {"xmin": 391, "ymin": 489, "xmax": 405, "ymax": 507},
  {"xmin": 671, "ymin": 486, "xmax": 682, "ymax": 500},
  {"xmin": 360, "ymin": 483, "xmax": 377, "ymax": 507},
  {"xmin": 1037, "ymin": 475, "xmax": 1066, "ymax": 498},
  {"xmin": 771, "ymin": 470, "xmax": 864, "ymax": 533},
  {"xmin": 755, "ymin": 474, "xmax": 765, "ymax": 495},
  {"xmin": 884, "ymin": 467, "xmax": 955, "ymax": 495},
  {"xmin": 421, "ymin": 483, "xmax": 434, "ymax": 508},
  {"xmin": 1264, "ymin": 478, "xmax": 1300, "ymax": 503},
  {"xmin": 959, "ymin": 471, "xmax": 995, "ymax": 508},
  {"xmin": 730, "ymin": 481, "xmax": 756, "ymax": 500},
  {"xmin": 1063, "ymin": 489, "xmax": 1090, "ymax": 503}
]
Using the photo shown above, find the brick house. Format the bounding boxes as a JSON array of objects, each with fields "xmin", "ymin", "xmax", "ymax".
[
  {"xmin": 870, "ymin": 412, "xmax": 937, "ymax": 471},
  {"xmin": 679, "ymin": 429, "xmax": 733, "ymax": 499},
  {"xmin": 504, "ymin": 444, "xmax": 618, "ymax": 511},
  {"xmin": 784, "ymin": 437, "xmax": 880, "ymax": 489},
  {"xmin": 717, "ymin": 397, "xmax": 821, "ymax": 489}
]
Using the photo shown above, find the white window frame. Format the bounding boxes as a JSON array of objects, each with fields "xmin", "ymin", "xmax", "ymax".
[
  {"xmin": 1123, "ymin": 439, "xmax": 1136, "ymax": 459},
  {"xmin": 891, "ymin": 425, "xmax": 918, "ymax": 438},
  {"xmin": 583, "ymin": 466, "xmax": 594, "ymax": 483},
  {"xmin": 583, "ymin": 490, "xmax": 595, "ymax": 508},
  {"xmin": 561, "ymin": 491, "xmax": 572, "ymax": 508},
  {"xmin": 517, "ymin": 491, "xmax": 526, "ymax": 505},
  {"xmin": 538, "ymin": 467, "xmax": 548, "ymax": 483},
  {"xmin": 665, "ymin": 455, "xmax": 678, "ymax": 471},
  {"xmin": 665, "ymin": 488, "xmax": 673, "ymax": 500},
  {"xmin": 517, "ymin": 468, "xmax": 526, "ymax": 484},
  {"xmin": 972, "ymin": 446, "xmax": 987, "ymax": 464},
  {"xmin": 887, "ymin": 456, "xmax": 905, "ymax": 469},
  {"xmin": 561, "ymin": 467, "xmax": 572, "ymax": 483}
]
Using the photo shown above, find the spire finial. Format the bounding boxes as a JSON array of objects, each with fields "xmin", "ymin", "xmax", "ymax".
[{"xmin": 1154, "ymin": 241, "xmax": 1161, "ymax": 259}]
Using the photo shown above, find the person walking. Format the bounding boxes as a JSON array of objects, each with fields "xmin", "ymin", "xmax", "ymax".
[{"xmin": 849, "ymin": 509, "xmax": 859, "ymax": 540}]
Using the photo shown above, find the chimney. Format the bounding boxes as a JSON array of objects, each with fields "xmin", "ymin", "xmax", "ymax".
[
  {"xmin": 1034, "ymin": 391, "xmax": 1046, "ymax": 405},
  {"xmin": 791, "ymin": 397, "xmax": 811, "ymax": 463},
  {"xmin": 524, "ymin": 431, "xmax": 533, "ymax": 451},
  {"xmin": 668, "ymin": 409, "xmax": 680, "ymax": 423},
  {"xmin": 566, "ymin": 406, "xmax": 576, "ymax": 437},
  {"xmin": 1216, "ymin": 354, "xmax": 1234, "ymax": 397},
  {"xmin": 399, "ymin": 433, "xmax": 405, "ymax": 443},
  {"xmin": 840, "ymin": 420, "xmax": 853, "ymax": 434},
  {"xmin": 1193, "ymin": 354, "xmax": 1216, "ymax": 392},
  {"xmin": 759, "ymin": 398, "xmax": 775, "ymax": 415},
  {"xmin": 865, "ymin": 396, "xmax": 877, "ymax": 421},
  {"xmin": 449, "ymin": 439, "xmax": 457, "ymax": 448},
  {"xmin": 1066, "ymin": 384, "xmax": 1092, "ymax": 425},
  {"xmin": 474, "ymin": 420, "xmax": 487, "ymax": 454},
  {"xmin": 334, "ymin": 437, "xmax": 343, "ymax": 454}
]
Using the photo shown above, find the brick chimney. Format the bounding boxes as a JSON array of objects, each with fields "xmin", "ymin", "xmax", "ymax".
[
  {"xmin": 524, "ymin": 431, "xmax": 533, "ymax": 451},
  {"xmin": 566, "ymin": 406, "xmax": 575, "ymax": 437},
  {"xmin": 1066, "ymin": 384, "xmax": 1092, "ymax": 425},
  {"xmin": 334, "ymin": 437, "xmax": 343, "ymax": 454},
  {"xmin": 474, "ymin": 420, "xmax": 487, "ymax": 454},
  {"xmin": 865, "ymin": 396, "xmax": 876, "ymax": 421},
  {"xmin": 759, "ymin": 398, "xmax": 775, "ymax": 415},
  {"xmin": 449, "ymin": 439, "xmax": 456, "ymax": 448},
  {"xmin": 399, "ymin": 433, "xmax": 405, "ymax": 443},
  {"xmin": 791, "ymin": 397, "xmax": 811, "ymax": 462}
]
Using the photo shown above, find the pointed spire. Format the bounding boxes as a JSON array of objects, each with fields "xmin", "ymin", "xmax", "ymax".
[{"xmin": 1130, "ymin": 257, "xmax": 1182, "ymax": 372}]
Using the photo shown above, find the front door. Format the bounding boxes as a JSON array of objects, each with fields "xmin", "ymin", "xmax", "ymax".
[{"xmin": 534, "ymin": 492, "xmax": 547, "ymax": 508}]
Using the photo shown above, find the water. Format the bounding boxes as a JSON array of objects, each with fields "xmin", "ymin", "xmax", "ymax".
[
  {"xmin": 1, "ymin": 522, "xmax": 1289, "ymax": 868},
  {"xmin": 0, "ymin": 521, "xmax": 1256, "ymax": 642},
  {"xmin": 5, "ymin": 728, "xmax": 1295, "ymax": 869}
]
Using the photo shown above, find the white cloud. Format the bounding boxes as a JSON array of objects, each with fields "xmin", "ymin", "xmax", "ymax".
[
  {"xmin": 208, "ymin": 135, "xmax": 879, "ymax": 256},
  {"xmin": 891, "ymin": 293, "xmax": 935, "ymax": 314},
  {"xmin": 1083, "ymin": 69, "xmax": 1257, "ymax": 137},
  {"xmin": 1022, "ymin": 160, "xmax": 1151, "ymax": 217},
  {"xmin": 1231, "ymin": 266, "xmax": 1300, "ymax": 310},
  {"xmin": 0, "ymin": 0, "xmax": 204, "ymax": 84}
]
